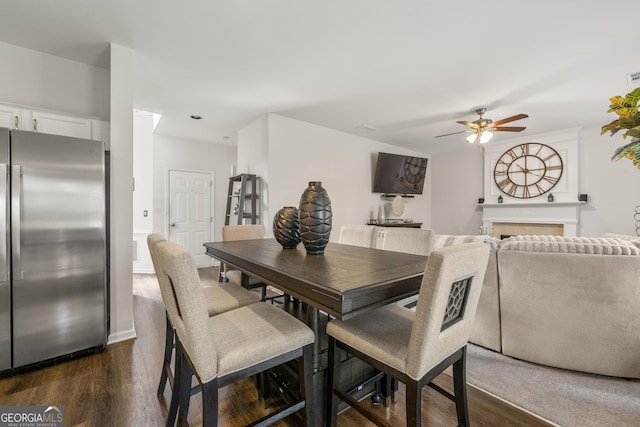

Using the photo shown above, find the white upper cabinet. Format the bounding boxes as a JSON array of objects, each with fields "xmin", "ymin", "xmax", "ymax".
[
  {"xmin": 28, "ymin": 110, "xmax": 92, "ymax": 139},
  {"xmin": 0, "ymin": 102, "xmax": 106, "ymax": 141},
  {"xmin": 0, "ymin": 104, "xmax": 22, "ymax": 130}
]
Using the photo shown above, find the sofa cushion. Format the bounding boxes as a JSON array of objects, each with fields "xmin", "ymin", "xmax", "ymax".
[
  {"xmin": 604, "ymin": 233, "xmax": 640, "ymax": 250},
  {"xmin": 434, "ymin": 234, "xmax": 498, "ymax": 250},
  {"xmin": 500, "ymin": 235, "xmax": 640, "ymax": 255}
]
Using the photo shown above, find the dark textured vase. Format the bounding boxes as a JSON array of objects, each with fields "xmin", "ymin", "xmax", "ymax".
[
  {"xmin": 273, "ymin": 206, "xmax": 301, "ymax": 249},
  {"xmin": 299, "ymin": 181, "xmax": 332, "ymax": 254}
]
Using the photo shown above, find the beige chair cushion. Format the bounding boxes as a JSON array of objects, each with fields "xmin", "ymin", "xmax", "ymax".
[
  {"xmin": 203, "ymin": 283, "xmax": 260, "ymax": 316},
  {"xmin": 209, "ymin": 303, "xmax": 315, "ymax": 378},
  {"xmin": 327, "ymin": 304, "xmax": 413, "ymax": 373}
]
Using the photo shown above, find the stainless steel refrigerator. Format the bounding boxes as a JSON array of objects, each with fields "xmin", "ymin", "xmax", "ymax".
[{"xmin": 0, "ymin": 127, "xmax": 107, "ymax": 372}]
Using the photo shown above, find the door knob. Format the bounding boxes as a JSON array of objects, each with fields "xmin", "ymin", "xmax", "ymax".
[{"xmin": 170, "ymin": 223, "xmax": 176, "ymax": 227}]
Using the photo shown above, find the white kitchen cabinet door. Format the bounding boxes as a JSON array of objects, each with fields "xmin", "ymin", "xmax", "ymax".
[
  {"xmin": 0, "ymin": 103, "xmax": 23, "ymax": 130},
  {"xmin": 30, "ymin": 110, "xmax": 92, "ymax": 139}
]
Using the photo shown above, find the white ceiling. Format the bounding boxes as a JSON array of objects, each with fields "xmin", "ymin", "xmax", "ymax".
[{"xmin": 0, "ymin": 1, "xmax": 638, "ymax": 154}]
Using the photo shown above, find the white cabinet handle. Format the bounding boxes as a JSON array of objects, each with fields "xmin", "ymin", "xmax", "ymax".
[
  {"xmin": 33, "ymin": 118, "xmax": 38, "ymax": 132},
  {"xmin": 13, "ymin": 115, "xmax": 18, "ymax": 129}
]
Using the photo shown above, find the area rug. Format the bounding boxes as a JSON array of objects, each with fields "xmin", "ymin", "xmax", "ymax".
[{"xmin": 464, "ymin": 344, "xmax": 640, "ymax": 427}]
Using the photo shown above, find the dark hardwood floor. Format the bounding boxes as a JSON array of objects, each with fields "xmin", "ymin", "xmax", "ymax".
[{"xmin": 0, "ymin": 269, "xmax": 552, "ymax": 426}]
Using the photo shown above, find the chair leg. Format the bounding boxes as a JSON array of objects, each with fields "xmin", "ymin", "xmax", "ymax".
[
  {"xmin": 299, "ymin": 344, "xmax": 315, "ymax": 427},
  {"xmin": 166, "ymin": 338, "xmax": 181, "ymax": 427},
  {"xmin": 158, "ymin": 314, "xmax": 174, "ymax": 396},
  {"xmin": 405, "ymin": 381, "xmax": 421, "ymax": 427},
  {"xmin": 201, "ymin": 379, "xmax": 219, "ymax": 427},
  {"xmin": 325, "ymin": 336, "xmax": 340, "ymax": 427},
  {"xmin": 177, "ymin": 343, "xmax": 194, "ymax": 425},
  {"xmin": 452, "ymin": 347, "xmax": 470, "ymax": 427}
]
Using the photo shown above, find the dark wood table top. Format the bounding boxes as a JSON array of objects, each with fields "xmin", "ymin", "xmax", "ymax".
[{"xmin": 204, "ymin": 239, "xmax": 427, "ymax": 319}]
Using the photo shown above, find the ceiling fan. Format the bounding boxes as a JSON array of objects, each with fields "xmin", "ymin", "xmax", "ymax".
[{"xmin": 434, "ymin": 108, "xmax": 528, "ymax": 144}]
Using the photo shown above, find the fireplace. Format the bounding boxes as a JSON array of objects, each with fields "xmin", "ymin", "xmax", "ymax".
[
  {"xmin": 491, "ymin": 222, "xmax": 564, "ymax": 239},
  {"xmin": 481, "ymin": 202, "xmax": 583, "ymax": 238}
]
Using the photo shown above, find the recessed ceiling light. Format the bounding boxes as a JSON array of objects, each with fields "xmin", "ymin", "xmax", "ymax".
[{"xmin": 190, "ymin": 115, "xmax": 202, "ymax": 120}]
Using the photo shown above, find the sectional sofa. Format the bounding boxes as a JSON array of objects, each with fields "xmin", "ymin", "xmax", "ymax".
[{"xmin": 436, "ymin": 233, "xmax": 640, "ymax": 379}]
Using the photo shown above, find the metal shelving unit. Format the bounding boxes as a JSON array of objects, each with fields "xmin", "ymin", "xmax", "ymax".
[{"xmin": 225, "ymin": 174, "xmax": 258, "ymax": 225}]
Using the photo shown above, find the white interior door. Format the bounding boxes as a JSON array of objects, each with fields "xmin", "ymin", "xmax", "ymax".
[{"xmin": 168, "ymin": 170, "xmax": 213, "ymax": 267}]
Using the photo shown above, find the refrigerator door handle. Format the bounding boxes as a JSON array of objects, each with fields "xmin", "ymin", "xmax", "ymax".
[
  {"xmin": 0, "ymin": 164, "xmax": 7, "ymax": 283},
  {"xmin": 11, "ymin": 164, "xmax": 22, "ymax": 280}
]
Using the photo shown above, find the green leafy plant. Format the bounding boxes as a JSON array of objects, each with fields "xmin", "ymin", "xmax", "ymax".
[{"xmin": 601, "ymin": 87, "xmax": 640, "ymax": 169}]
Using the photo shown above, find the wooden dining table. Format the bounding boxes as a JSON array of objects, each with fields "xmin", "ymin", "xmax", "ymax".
[
  {"xmin": 204, "ymin": 238, "xmax": 427, "ymax": 319},
  {"xmin": 203, "ymin": 238, "xmax": 427, "ymax": 424}
]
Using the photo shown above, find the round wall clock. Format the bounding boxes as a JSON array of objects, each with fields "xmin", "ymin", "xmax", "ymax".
[{"xmin": 493, "ymin": 142, "xmax": 563, "ymax": 199}]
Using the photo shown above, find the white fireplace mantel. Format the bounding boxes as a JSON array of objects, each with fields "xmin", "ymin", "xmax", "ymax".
[{"xmin": 481, "ymin": 202, "xmax": 585, "ymax": 237}]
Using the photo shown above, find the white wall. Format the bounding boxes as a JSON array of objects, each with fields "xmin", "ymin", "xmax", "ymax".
[
  {"xmin": 238, "ymin": 114, "xmax": 432, "ymax": 239},
  {"xmin": 152, "ymin": 134, "xmax": 237, "ymax": 243},
  {"xmin": 133, "ymin": 110, "xmax": 155, "ymax": 273},
  {"xmin": 108, "ymin": 43, "xmax": 135, "ymax": 344},
  {"xmin": 430, "ymin": 144, "xmax": 484, "ymax": 235},
  {"xmin": 237, "ymin": 115, "xmax": 270, "ymax": 230},
  {"xmin": 580, "ymin": 125, "xmax": 640, "ymax": 236},
  {"xmin": 430, "ymin": 125, "xmax": 640, "ymax": 237},
  {"xmin": 0, "ymin": 41, "xmax": 109, "ymax": 120}
]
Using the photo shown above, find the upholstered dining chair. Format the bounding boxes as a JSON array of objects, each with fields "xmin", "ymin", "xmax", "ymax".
[
  {"xmin": 380, "ymin": 227, "xmax": 435, "ymax": 256},
  {"xmin": 155, "ymin": 240, "xmax": 315, "ymax": 427},
  {"xmin": 325, "ymin": 242, "xmax": 490, "ymax": 427},
  {"xmin": 147, "ymin": 234, "xmax": 261, "ymax": 407},
  {"xmin": 382, "ymin": 228, "xmax": 434, "ymax": 313},
  {"xmin": 221, "ymin": 225, "xmax": 272, "ymax": 300},
  {"xmin": 338, "ymin": 225, "xmax": 377, "ymax": 248}
]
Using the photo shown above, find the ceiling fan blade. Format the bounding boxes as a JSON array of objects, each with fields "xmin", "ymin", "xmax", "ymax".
[
  {"xmin": 491, "ymin": 114, "xmax": 529, "ymax": 127},
  {"xmin": 434, "ymin": 130, "xmax": 474, "ymax": 138},
  {"xmin": 456, "ymin": 120, "xmax": 479, "ymax": 129},
  {"xmin": 492, "ymin": 126, "xmax": 526, "ymax": 132}
]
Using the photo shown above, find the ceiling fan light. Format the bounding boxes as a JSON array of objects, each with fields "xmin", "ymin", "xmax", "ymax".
[
  {"xmin": 466, "ymin": 133, "xmax": 477, "ymax": 144},
  {"xmin": 479, "ymin": 130, "xmax": 493, "ymax": 144}
]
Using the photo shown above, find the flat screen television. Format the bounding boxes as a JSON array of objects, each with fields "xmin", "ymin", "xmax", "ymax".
[{"xmin": 372, "ymin": 152, "xmax": 428, "ymax": 195}]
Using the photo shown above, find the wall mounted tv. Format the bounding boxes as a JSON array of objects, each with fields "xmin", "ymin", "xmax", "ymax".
[{"xmin": 372, "ymin": 152, "xmax": 428, "ymax": 195}]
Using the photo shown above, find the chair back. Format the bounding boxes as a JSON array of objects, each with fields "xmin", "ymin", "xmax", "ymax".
[
  {"xmin": 147, "ymin": 233, "xmax": 166, "ymax": 271},
  {"xmin": 148, "ymin": 233, "xmax": 182, "ymax": 328},
  {"xmin": 155, "ymin": 240, "xmax": 219, "ymax": 382},
  {"xmin": 406, "ymin": 242, "xmax": 490, "ymax": 379},
  {"xmin": 339, "ymin": 225, "xmax": 377, "ymax": 248},
  {"xmin": 222, "ymin": 224, "xmax": 264, "ymax": 241},
  {"xmin": 380, "ymin": 228, "xmax": 435, "ymax": 256}
]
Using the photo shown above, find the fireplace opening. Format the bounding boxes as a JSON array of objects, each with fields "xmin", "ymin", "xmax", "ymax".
[{"xmin": 491, "ymin": 222, "xmax": 564, "ymax": 239}]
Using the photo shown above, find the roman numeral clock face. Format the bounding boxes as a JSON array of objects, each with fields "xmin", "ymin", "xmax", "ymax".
[{"xmin": 493, "ymin": 143, "xmax": 563, "ymax": 199}]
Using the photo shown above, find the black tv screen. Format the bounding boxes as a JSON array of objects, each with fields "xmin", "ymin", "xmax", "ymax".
[{"xmin": 372, "ymin": 152, "xmax": 428, "ymax": 195}]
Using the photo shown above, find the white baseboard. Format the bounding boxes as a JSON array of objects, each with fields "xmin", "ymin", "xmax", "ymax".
[
  {"xmin": 107, "ymin": 328, "xmax": 137, "ymax": 345},
  {"xmin": 133, "ymin": 266, "xmax": 155, "ymax": 274}
]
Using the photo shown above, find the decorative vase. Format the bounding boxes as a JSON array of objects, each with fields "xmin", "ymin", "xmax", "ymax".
[
  {"xmin": 273, "ymin": 206, "xmax": 301, "ymax": 249},
  {"xmin": 299, "ymin": 181, "xmax": 332, "ymax": 254}
]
